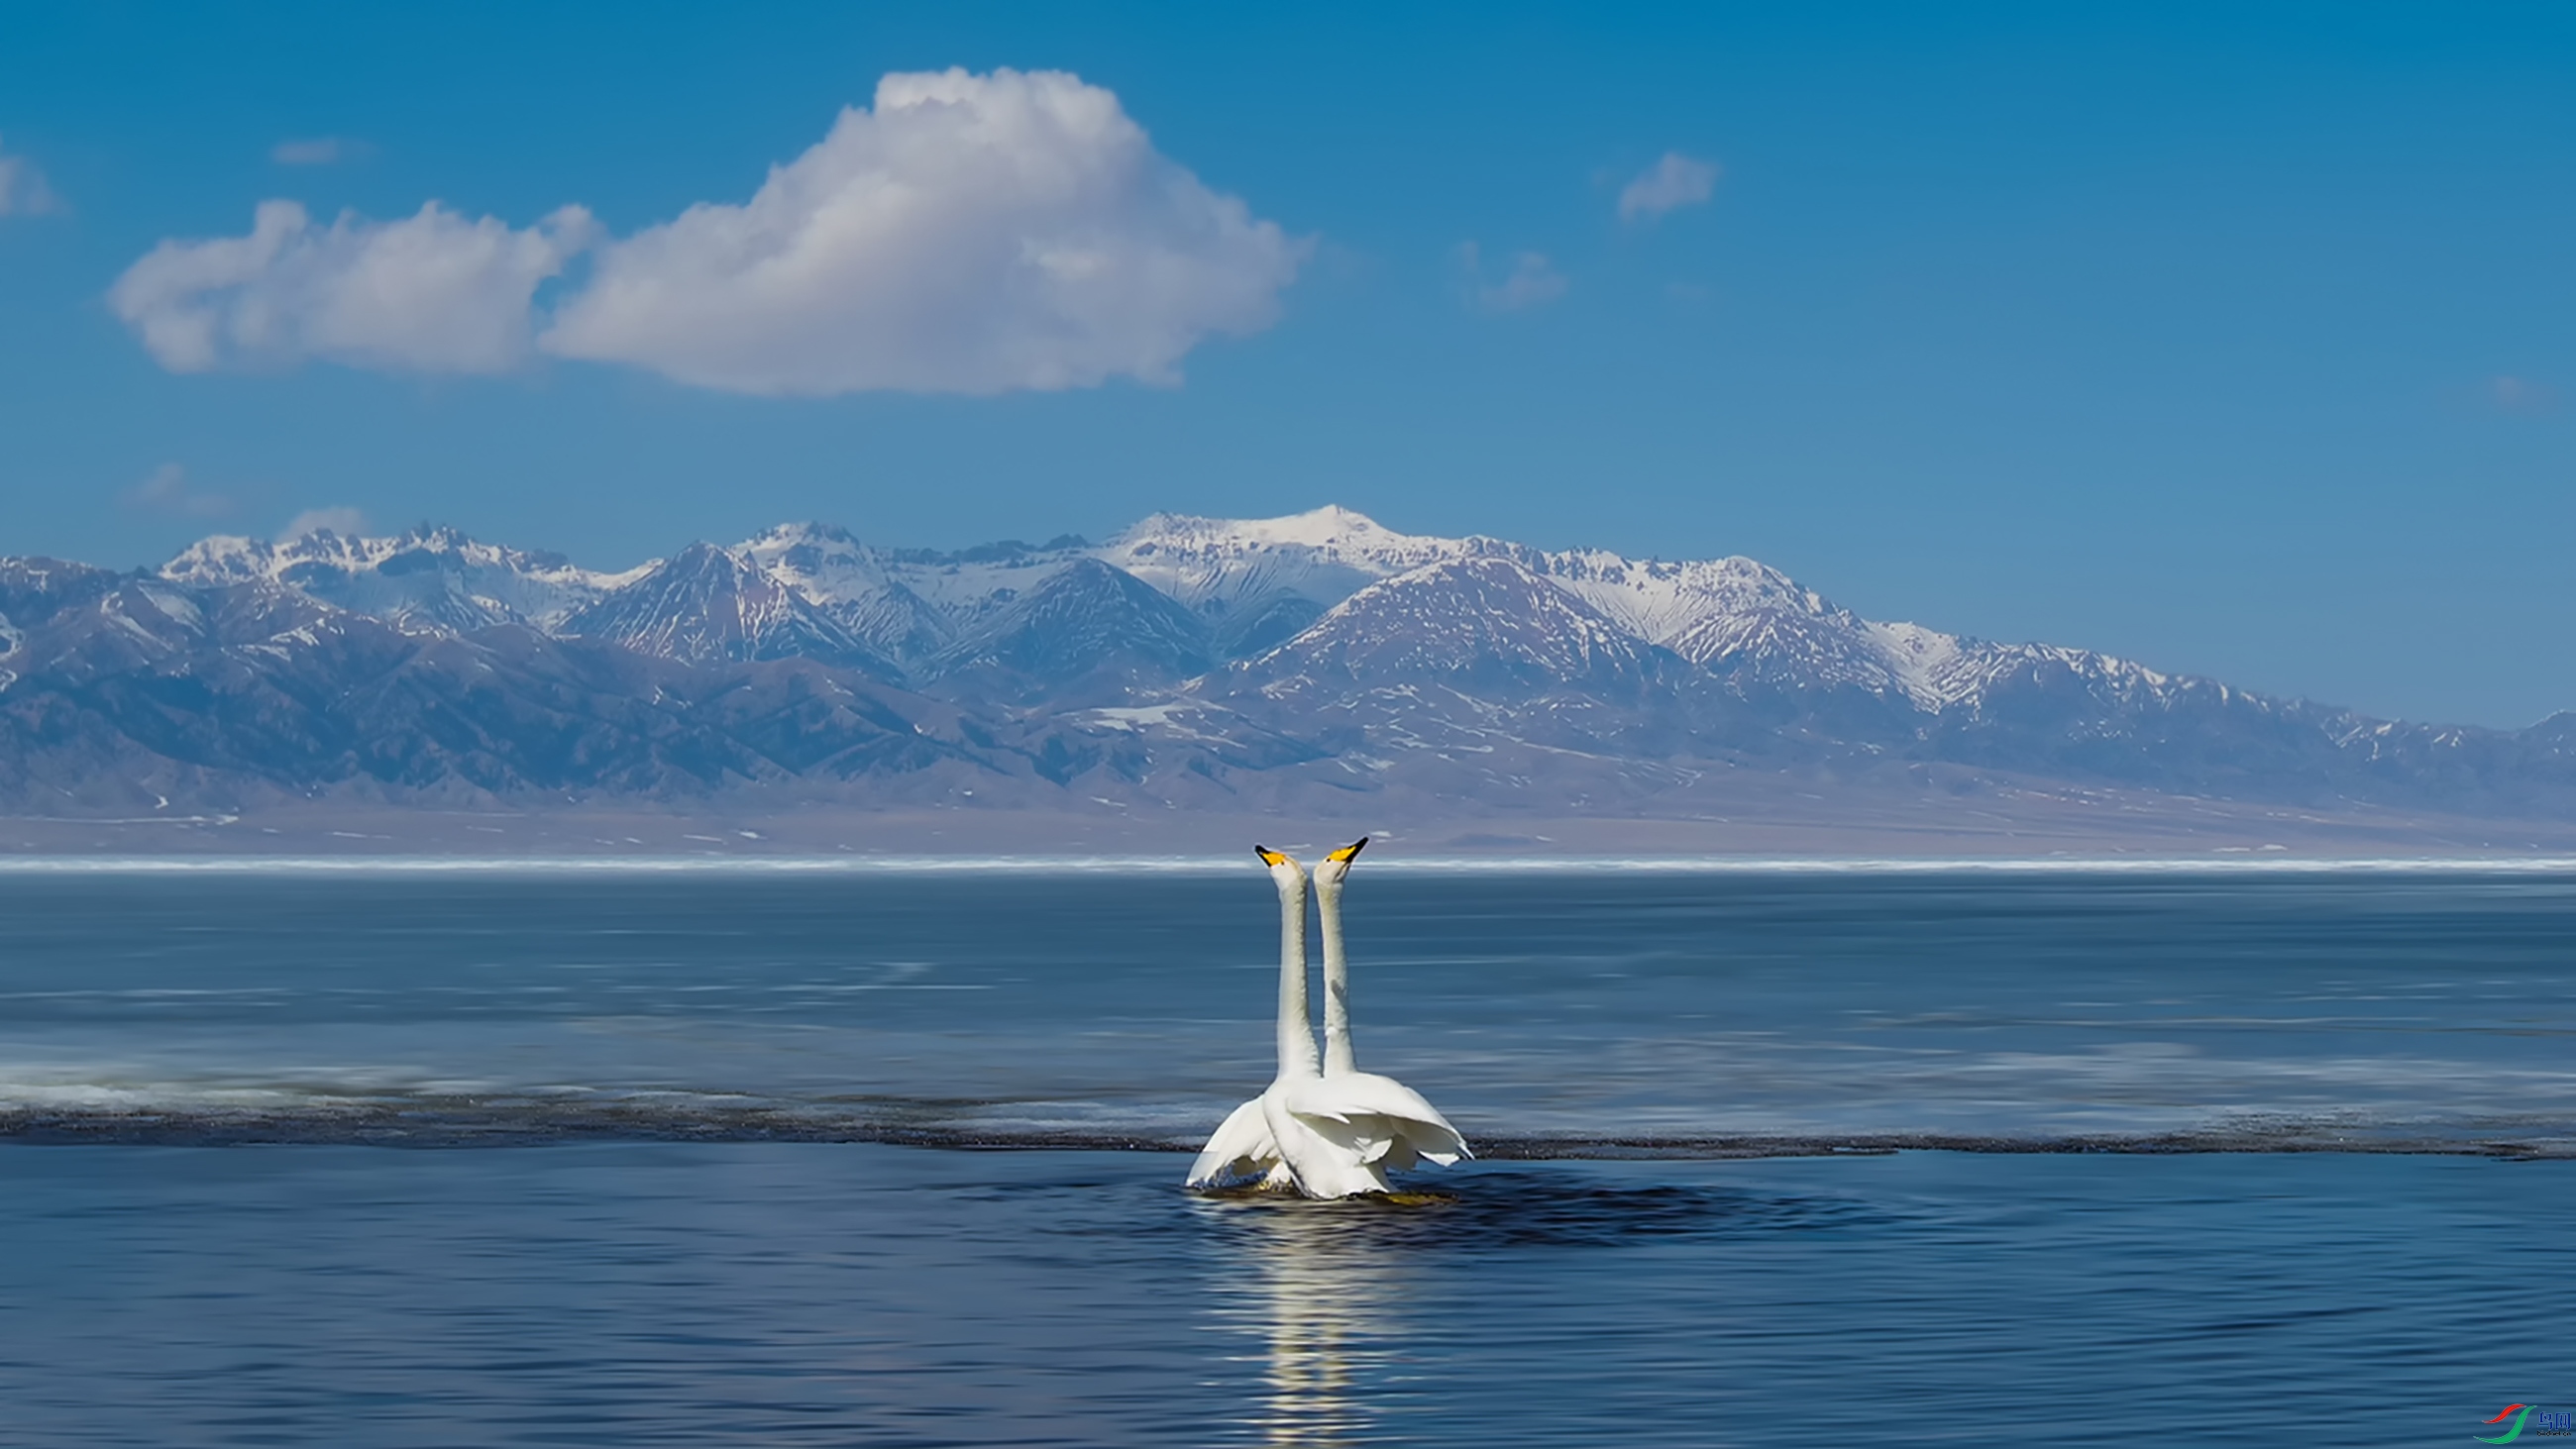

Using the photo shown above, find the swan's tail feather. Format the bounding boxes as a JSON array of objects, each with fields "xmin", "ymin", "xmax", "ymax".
[
  {"xmin": 1292, "ymin": 1106, "xmax": 1398, "ymax": 1162},
  {"xmin": 1286, "ymin": 1150, "xmax": 1393, "ymax": 1199},
  {"xmin": 1260, "ymin": 1089, "xmax": 1396, "ymax": 1198},
  {"xmin": 1288, "ymin": 1072, "xmax": 1469, "ymax": 1174},
  {"xmin": 1187, "ymin": 1096, "xmax": 1280, "ymax": 1188}
]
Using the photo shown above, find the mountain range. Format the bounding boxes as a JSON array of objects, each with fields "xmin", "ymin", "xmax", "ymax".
[{"xmin": 3, "ymin": 505, "xmax": 2572, "ymax": 847}]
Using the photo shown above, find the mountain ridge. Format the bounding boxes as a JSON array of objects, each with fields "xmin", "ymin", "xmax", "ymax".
[{"xmin": 0, "ymin": 505, "xmax": 2560, "ymax": 837}]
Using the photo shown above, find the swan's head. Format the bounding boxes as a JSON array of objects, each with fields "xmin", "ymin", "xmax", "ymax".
[
  {"xmin": 1311, "ymin": 837, "xmax": 1368, "ymax": 889},
  {"xmin": 1253, "ymin": 846, "xmax": 1307, "ymax": 893}
]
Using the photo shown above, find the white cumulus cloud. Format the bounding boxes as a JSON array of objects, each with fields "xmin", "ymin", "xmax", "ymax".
[
  {"xmin": 108, "ymin": 199, "xmax": 597, "ymax": 373},
  {"xmin": 542, "ymin": 67, "xmax": 1306, "ymax": 394},
  {"xmin": 1617, "ymin": 152, "xmax": 1719, "ymax": 224},
  {"xmin": 109, "ymin": 70, "xmax": 1302, "ymax": 393},
  {"xmin": 0, "ymin": 139, "xmax": 62, "ymax": 217}
]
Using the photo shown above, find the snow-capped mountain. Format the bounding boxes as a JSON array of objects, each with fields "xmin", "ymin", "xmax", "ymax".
[
  {"xmin": 1099, "ymin": 505, "xmax": 1463, "ymax": 602},
  {"xmin": 558, "ymin": 542, "xmax": 895, "ymax": 674},
  {"xmin": 930, "ymin": 558, "xmax": 1215, "ymax": 702},
  {"xmin": 734, "ymin": 523, "xmax": 953, "ymax": 666},
  {"xmin": 161, "ymin": 525, "xmax": 645, "ymax": 634},
  {"xmin": 2, "ymin": 502, "xmax": 2547, "ymax": 827},
  {"xmin": 1249, "ymin": 557, "xmax": 1676, "ymax": 696},
  {"xmin": 141, "ymin": 507, "xmax": 2220, "ymax": 726}
]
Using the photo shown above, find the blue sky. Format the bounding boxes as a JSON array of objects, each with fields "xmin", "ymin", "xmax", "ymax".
[{"xmin": 0, "ymin": 3, "xmax": 2571, "ymax": 726}]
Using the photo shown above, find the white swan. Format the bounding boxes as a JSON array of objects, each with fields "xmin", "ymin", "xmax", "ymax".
[
  {"xmin": 1186, "ymin": 847, "xmax": 1310, "ymax": 1191},
  {"xmin": 1187, "ymin": 848, "xmax": 1408, "ymax": 1197},
  {"xmin": 1306, "ymin": 838, "xmax": 1469, "ymax": 1180}
]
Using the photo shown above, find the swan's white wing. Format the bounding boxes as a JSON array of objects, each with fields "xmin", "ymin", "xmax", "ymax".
[
  {"xmin": 1283, "ymin": 1080, "xmax": 1398, "ymax": 1162},
  {"xmin": 1263, "ymin": 1087, "xmax": 1392, "ymax": 1198},
  {"xmin": 1299, "ymin": 1072, "xmax": 1471, "ymax": 1166},
  {"xmin": 1186, "ymin": 1096, "xmax": 1280, "ymax": 1187},
  {"xmin": 1314, "ymin": 1071, "xmax": 1465, "ymax": 1138}
]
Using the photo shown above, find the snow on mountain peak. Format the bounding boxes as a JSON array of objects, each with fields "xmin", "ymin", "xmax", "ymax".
[
  {"xmin": 143, "ymin": 507, "xmax": 2206, "ymax": 719},
  {"xmin": 160, "ymin": 534, "xmax": 274, "ymax": 585},
  {"xmin": 737, "ymin": 522, "xmax": 882, "ymax": 588},
  {"xmin": 733, "ymin": 524, "xmax": 951, "ymax": 665},
  {"xmin": 161, "ymin": 525, "xmax": 646, "ymax": 633},
  {"xmin": 558, "ymin": 540, "xmax": 892, "ymax": 673},
  {"xmin": 1249, "ymin": 555, "xmax": 1664, "ymax": 696},
  {"xmin": 1097, "ymin": 505, "xmax": 1471, "ymax": 615},
  {"xmin": 1111, "ymin": 503, "xmax": 1428, "ymax": 553}
]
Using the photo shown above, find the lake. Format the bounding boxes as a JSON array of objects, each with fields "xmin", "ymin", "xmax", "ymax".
[{"xmin": 0, "ymin": 864, "xmax": 2566, "ymax": 1444}]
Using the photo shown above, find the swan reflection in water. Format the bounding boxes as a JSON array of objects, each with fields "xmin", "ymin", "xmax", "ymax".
[{"xmin": 1199, "ymin": 1197, "xmax": 1428, "ymax": 1447}]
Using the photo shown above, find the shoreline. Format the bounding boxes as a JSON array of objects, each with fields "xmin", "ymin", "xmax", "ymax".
[
  {"xmin": 0, "ymin": 852, "xmax": 2574, "ymax": 873},
  {"xmin": 11, "ymin": 797, "xmax": 2576, "ymax": 863},
  {"xmin": 3, "ymin": 1115, "xmax": 2569, "ymax": 1158}
]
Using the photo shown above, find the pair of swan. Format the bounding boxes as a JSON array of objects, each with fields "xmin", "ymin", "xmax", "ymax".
[{"xmin": 1188, "ymin": 839, "xmax": 1468, "ymax": 1197}]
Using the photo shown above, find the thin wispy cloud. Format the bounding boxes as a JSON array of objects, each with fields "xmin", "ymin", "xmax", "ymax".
[
  {"xmin": 111, "ymin": 68, "xmax": 1308, "ymax": 396},
  {"xmin": 1617, "ymin": 152, "xmax": 1719, "ymax": 224},
  {"xmin": 1457, "ymin": 243, "xmax": 1567, "ymax": 314},
  {"xmin": 278, "ymin": 506, "xmax": 366, "ymax": 541},
  {"xmin": 2491, "ymin": 375, "xmax": 2560, "ymax": 416},
  {"xmin": 122, "ymin": 464, "xmax": 234, "ymax": 519},
  {"xmin": 0, "ymin": 138, "xmax": 63, "ymax": 217},
  {"xmin": 270, "ymin": 137, "xmax": 375, "ymax": 166}
]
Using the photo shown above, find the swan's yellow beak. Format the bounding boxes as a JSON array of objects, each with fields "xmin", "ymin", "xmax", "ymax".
[
  {"xmin": 1253, "ymin": 846, "xmax": 1290, "ymax": 867},
  {"xmin": 1325, "ymin": 837, "xmax": 1368, "ymax": 864}
]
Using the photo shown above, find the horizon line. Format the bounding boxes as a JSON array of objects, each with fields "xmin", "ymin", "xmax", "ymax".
[{"xmin": 0, "ymin": 854, "xmax": 2572, "ymax": 876}]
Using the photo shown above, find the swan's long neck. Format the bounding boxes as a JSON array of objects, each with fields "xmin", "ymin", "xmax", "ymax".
[
  {"xmin": 1317, "ymin": 877, "xmax": 1356, "ymax": 1076},
  {"xmin": 1274, "ymin": 871, "xmax": 1320, "ymax": 1079}
]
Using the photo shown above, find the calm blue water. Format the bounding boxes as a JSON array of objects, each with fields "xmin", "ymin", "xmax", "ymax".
[{"xmin": 0, "ymin": 867, "xmax": 2570, "ymax": 1444}]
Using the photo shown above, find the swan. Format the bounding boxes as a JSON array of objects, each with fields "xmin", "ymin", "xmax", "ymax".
[
  {"xmin": 1185, "ymin": 847, "xmax": 1311, "ymax": 1191},
  {"xmin": 1186, "ymin": 848, "xmax": 1406, "ymax": 1197},
  {"xmin": 1306, "ymin": 838, "xmax": 1469, "ymax": 1179}
]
